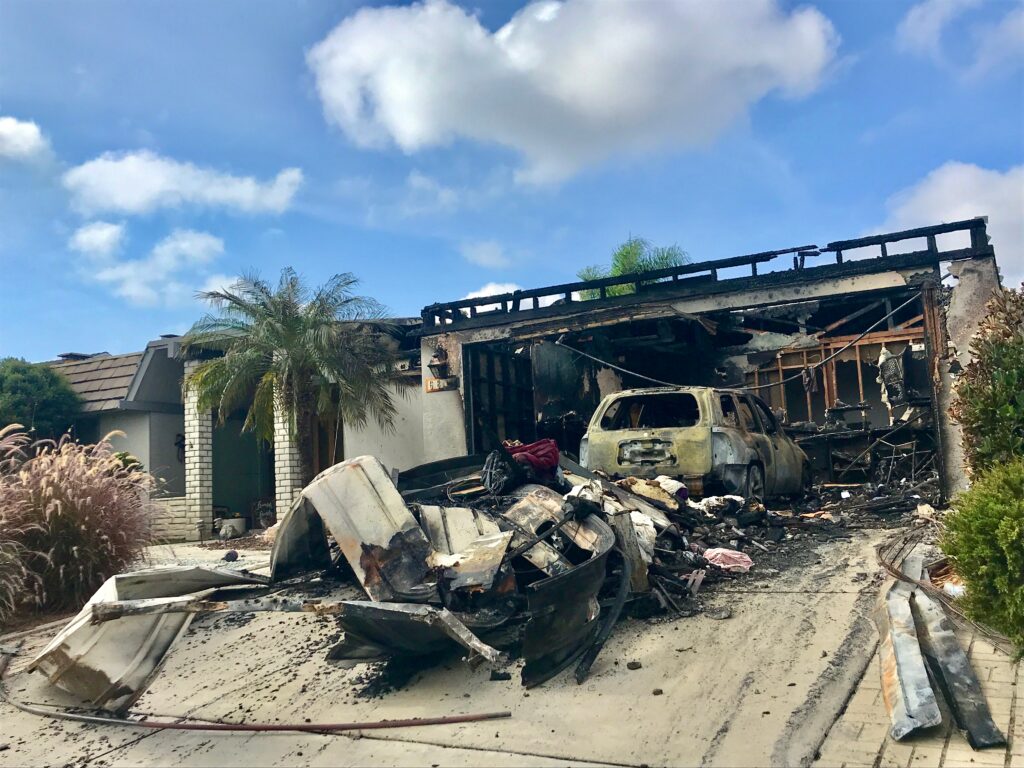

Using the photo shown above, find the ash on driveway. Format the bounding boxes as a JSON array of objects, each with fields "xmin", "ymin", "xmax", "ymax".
[{"xmin": 0, "ymin": 530, "xmax": 887, "ymax": 768}]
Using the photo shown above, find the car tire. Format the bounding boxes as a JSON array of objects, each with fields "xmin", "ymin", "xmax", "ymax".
[{"xmin": 746, "ymin": 464, "xmax": 765, "ymax": 501}]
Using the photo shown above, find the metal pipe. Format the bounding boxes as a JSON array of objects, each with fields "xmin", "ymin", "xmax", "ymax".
[{"xmin": 1, "ymin": 676, "xmax": 510, "ymax": 734}]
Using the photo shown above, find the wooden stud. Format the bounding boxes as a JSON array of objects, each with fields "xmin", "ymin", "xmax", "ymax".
[
  {"xmin": 803, "ymin": 350, "xmax": 812, "ymax": 421},
  {"xmin": 855, "ymin": 344, "xmax": 865, "ymax": 404}
]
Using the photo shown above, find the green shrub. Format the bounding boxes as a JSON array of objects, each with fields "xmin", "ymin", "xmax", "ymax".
[
  {"xmin": 942, "ymin": 458, "xmax": 1024, "ymax": 653},
  {"xmin": 0, "ymin": 358, "xmax": 81, "ymax": 439},
  {"xmin": 0, "ymin": 429, "xmax": 155, "ymax": 614},
  {"xmin": 950, "ymin": 286, "xmax": 1024, "ymax": 475}
]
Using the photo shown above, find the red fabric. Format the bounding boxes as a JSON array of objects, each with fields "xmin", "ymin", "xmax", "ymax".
[{"xmin": 503, "ymin": 438, "xmax": 560, "ymax": 471}]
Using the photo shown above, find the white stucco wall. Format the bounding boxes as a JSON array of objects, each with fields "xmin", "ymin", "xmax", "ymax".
[
  {"xmin": 343, "ymin": 382, "xmax": 427, "ymax": 472},
  {"xmin": 419, "ymin": 337, "xmax": 469, "ymax": 462}
]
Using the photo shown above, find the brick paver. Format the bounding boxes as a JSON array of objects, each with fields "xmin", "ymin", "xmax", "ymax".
[{"xmin": 815, "ymin": 630, "xmax": 1020, "ymax": 768}]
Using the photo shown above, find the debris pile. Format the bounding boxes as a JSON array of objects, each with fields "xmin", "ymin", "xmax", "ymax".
[
  {"xmin": 26, "ymin": 444, "xmax": 779, "ymax": 712},
  {"xmin": 22, "ymin": 439, "xmax": 954, "ymax": 718}
]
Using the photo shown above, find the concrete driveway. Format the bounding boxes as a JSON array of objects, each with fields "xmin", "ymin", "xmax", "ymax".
[{"xmin": 1, "ymin": 532, "xmax": 889, "ymax": 767}]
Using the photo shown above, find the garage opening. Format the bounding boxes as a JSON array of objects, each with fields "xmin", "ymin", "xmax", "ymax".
[{"xmin": 459, "ymin": 287, "xmax": 941, "ymax": 491}]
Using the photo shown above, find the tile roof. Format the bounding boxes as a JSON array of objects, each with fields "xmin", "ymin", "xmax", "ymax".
[{"xmin": 49, "ymin": 352, "xmax": 144, "ymax": 413}]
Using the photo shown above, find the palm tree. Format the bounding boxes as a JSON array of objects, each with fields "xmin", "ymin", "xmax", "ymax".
[
  {"xmin": 577, "ymin": 237, "xmax": 689, "ymax": 299},
  {"xmin": 182, "ymin": 268, "xmax": 407, "ymax": 486}
]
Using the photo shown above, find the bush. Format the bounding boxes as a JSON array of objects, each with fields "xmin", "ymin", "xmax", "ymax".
[
  {"xmin": 0, "ymin": 358, "xmax": 81, "ymax": 439},
  {"xmin": 942, "ymin": 458, "xmax": 1024, "ymax": 653},
  {"xmin": 0, "ymin": 430, "xmax": 155, "ymax": 616},
  {"xmin": 0, "ymin": 424, "xmax": 33, "ymax": 624},
  {"xmin": 950, "ymin": 286, "xmax": 1024, "ymax": 475}
]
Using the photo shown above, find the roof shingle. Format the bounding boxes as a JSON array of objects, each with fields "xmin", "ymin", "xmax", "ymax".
[{"xmin": 49, "ymin": 353, "xmax": 144, "ymax": 413}]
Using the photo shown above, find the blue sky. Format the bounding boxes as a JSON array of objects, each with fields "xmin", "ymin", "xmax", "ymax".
[{"xmin": 0, "ymin": 0, "xmax": 1021, "ymax": 360}]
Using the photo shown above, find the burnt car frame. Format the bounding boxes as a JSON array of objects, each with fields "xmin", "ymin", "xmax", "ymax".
[{"xmin": 579, "ymin": 386, "xmax": 809, "ymax": 499}]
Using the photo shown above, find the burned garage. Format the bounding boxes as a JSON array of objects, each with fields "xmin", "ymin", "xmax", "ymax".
[
  {"xmin": 418, "ymin": 217, "xmax": 1001, "ymax": 503},
  {"xmin": 2, "ymin": 217, "xmax": 1016, "ymax": 767}
]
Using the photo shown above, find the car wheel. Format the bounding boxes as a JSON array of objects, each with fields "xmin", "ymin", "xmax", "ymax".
[{"xmin": 746, "ymin": 464, "xmax": 765, "ymax": 501}]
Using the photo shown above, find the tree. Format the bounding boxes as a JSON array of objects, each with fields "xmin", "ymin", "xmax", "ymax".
[
  {"xmin": 577, "ymin": 237, "xmax": 689, "ymax": 299},
  {"xmin": 182, "ymin": 269, "xmax": 408, "ymax": 486},
  {"xmin": 950, "ymin": 285, "xmax": 1024, "ymax": 475},
  {"xmin": 0, "ymin": 358, "xmax": 81, "ymax": 438}
]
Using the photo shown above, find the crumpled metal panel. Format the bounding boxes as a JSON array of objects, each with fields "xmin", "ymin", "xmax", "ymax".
[
  {"xmin": 324, "ymin": 602, "xmax": 506, "ymax": 666},
  {"xmin": 28, "ymin": 566, "xmax": 266, "ymax": 713},
  {"xmin": 874, "ymin": 556, "xmax": 941, "ymax": 740},
  {"xmin": 271, "ymin": 456, "xmax": 437, "ymax": 602},
  {"xmin": 431, "ymin": 532, "xmax": 514, "ymax": 591},
  {"xmin": 503, "ymin": 485, "xmax": 618, "ymax": 577},
  {"xmin": 418, "ymin": 505, "xmax": 501, "ymax": 554},
  {"xmin": 521, "ymin": 513, "xmax": 615, "ymax": 688}
]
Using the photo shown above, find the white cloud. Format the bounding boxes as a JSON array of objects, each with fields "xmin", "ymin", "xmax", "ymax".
[
  {"xmin": 0, "ymin": 116, "xmax": 50, "ymax": 161},
  {"xmin": 896, "ymin": 0, "xmax": 1022, "ymax": 78},
  {"xmin": 63, "ymin": 150, "xmax": 303, "ymax": 215},
  {"xmin": 308, "ymin": 0, "xmax": 838, "ymax": 183},
  {"xmin": 896, "ymin": 0, "xmax": 981, "ymax": 59},
  {"xmin": 879, "ymin": 162, "xmax": 1024, "ymax": 287},
  {"xmin": 92, "ymin": 229, "xmax": 225, "ymax": 305},
  {"xmin": 459, "ymin": 239, "xmax": 510, "ymax": 268},
  {"xmin": 964, "ymin": 5, "xmax": 1024, "ymax": 79},
  {"xmin": 68, "ymin": 221, "xmax": 125, "ymax": 260},
  {"xmin": 198, "ymin": 273, "xmax": 242, "ymax": 303},
  {"xmin": 400, "ymin": 170, "xmax": 460, "ymax": 216},
  {"xmin": 461, "ymin": 282, "xmax": 523, "ymax": 313},
  {"xmin": 464, "ymin": 282, "xmax": 522, "ymax": 300}
]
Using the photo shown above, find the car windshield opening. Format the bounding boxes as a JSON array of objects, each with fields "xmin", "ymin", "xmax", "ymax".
[{"xmin": 601, "ymin": 393, "xmax": 701, "ymax": 430}]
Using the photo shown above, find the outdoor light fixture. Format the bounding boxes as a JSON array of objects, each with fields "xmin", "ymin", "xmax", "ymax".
[{"xmin": 427, "ymin": 346, "xmax": 450, "ymax": 379}]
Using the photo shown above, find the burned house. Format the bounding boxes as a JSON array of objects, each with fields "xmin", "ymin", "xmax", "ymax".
[{"xmin": 417, "ymin": 218, "xmax": 1003, "ymax": 500}]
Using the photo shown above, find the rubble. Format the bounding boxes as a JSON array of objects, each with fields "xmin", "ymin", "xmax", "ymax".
[{"xmin": 21, "ymin": 434, "xmax": 983, "ymax": 723}]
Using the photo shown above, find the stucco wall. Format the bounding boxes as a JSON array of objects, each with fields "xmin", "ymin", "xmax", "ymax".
[
  {"xmin": 940, "ymin": 256, "xmax": 1002, "ymax": 494},
  {"xmin": 133, "ymin": 348, "xmax": 183, "ymax": 403},
  {"xmin": 420, "ymin": 337, "xmax": 469, "ymax": 462},
  {"xmin": 343, "ymin": 381, "xmax": 426, "ymax": 473},
  {"xmin": 148, "ymin": 411, "xmax": 185, "ymax": 495},
  {"xmin": 96, "ymin": 411, "xmax": 151, "ymax": 470}
]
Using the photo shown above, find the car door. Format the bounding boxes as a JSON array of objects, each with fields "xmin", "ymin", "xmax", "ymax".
[
  {"xmin": 750, "ymin": 395, "xmax": 801, "ymax": 494},
  {"xmin": 736, "ymin": 394, "xmax": 777, "ymax": 494}
]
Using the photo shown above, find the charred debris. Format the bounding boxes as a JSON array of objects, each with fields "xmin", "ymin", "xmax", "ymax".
[{"xmin": 28, "ymin": 439, "xmax": 919, "ymax": 716}]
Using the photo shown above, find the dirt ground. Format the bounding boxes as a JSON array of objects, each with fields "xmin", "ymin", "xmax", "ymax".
[{"xmin": 0, "ymin": 527, "xmax": 901, "ymax": 768}]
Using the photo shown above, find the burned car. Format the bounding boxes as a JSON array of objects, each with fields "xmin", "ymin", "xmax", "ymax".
[{"xmin": 579, "ymin": 387, "xmax": 809, "ymax": 499}]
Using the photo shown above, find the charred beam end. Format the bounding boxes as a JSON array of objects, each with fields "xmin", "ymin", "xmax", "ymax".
[
  {"xmin": 911, "ymin": 590, "xmax": 1006, "ymax": 750},
  {"xmin": 824, "ymin": 216, "xmax": 989, "ymax": 253}
]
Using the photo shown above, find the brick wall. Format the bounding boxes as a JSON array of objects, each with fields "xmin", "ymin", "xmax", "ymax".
[
  {"xmin": 149, "ymin": 495, "xmax": 190, "ymax": 542},
  {"xmin": 183, "ymin": 359, "xmax": 213, "ymax": 541},
  {"xmin": 273, "ymin": 404, "xmax": 303, "ymax": 517}
]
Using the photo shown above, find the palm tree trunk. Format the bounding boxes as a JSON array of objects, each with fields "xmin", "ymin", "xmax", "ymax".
[{"xmin": 295, "ymin": 390, "xmax": 316, "ymax": 487}]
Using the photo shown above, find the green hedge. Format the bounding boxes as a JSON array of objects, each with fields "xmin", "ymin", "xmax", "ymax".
[{"xmin": 942, "ymin": 458, "xmax": 1024, "ymax": 654}]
